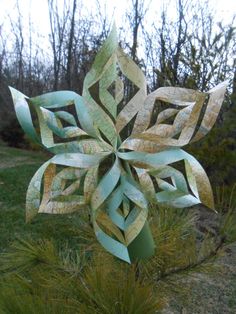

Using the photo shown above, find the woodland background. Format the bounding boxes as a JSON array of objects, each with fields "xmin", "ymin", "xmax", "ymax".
[
  {"xmin": 0, "ymin": 0, "xmax": 235, "ymax": 188},
  {"xmin": 0, "ymin": 1, "xmax": 235, "ymax": 312}
]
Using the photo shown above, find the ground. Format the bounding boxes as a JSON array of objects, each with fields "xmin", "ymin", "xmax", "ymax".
[
  {"xmin": 161, "ymin": 243, "xmax": 236, "ymax": 313},
  {"xmin": 0, "ymin": 142, "xmax": 235, "ymax": 313}
]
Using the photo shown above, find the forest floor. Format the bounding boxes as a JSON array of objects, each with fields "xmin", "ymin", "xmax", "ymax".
[
  {"xmin": 0, "ymin": 142, "xmax": 235, "ymax": 314},
  {"xmin": 161, "ymin": 242, "xmax": 236, "ymax": 313}
]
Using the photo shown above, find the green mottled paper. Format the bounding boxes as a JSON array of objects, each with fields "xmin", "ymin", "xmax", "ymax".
[{"xmin": 9, "ymin": 24, "xmax": 228, "ymax": 263}]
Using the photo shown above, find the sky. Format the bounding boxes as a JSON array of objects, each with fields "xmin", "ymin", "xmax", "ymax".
[
  {"xmin": 1, "ymin": 0, "xmax": 235, "ymax": 32},
  {"xmin": 0, "ymin": 0, "xmax": 235, "ymax": 55}
]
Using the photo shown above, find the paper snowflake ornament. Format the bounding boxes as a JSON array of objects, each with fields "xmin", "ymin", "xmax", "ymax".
[{"xmin": 9, "ymin": 25, "xmax": 227, "ymax": 263}]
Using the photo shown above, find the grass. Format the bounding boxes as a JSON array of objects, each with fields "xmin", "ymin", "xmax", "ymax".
[
  {"xmin": 0, "ymin": 147, "xmax": 45, "ymax": 250},
  {"xmin": 0, "ymin": 146, "xmax": 92, "ymax": 253},
  {"xmin": 0, "ymin": 143, "xmax": 235, "ymax": 313}
]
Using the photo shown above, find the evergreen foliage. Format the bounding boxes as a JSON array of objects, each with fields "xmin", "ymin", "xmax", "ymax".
[{"xmin": 0, "ymin": 198, "xmax": 235, "ymax": 312}]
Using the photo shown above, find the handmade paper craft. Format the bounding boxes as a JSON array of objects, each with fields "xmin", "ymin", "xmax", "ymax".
[{"xmin": 9, "ymin": 25, "xmax": 228, "ymax": 263}]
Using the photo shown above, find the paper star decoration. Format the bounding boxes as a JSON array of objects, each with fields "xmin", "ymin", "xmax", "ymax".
[{"xmin": 9, "ymin": 25, "xmax": 228, "ymax": 263}]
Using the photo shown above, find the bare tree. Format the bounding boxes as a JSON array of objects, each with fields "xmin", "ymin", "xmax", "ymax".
[
  {"xmin": 125, "ymin": 0, "xmax": 149, "ymax": 62},
  {"xmin": 65, "ymin": 0, "xmax": 77, "ymax": 89},
  {"xmin": 9, "ymin": 0, "xmax": 25, "ymax": 90},
  {"xmin": 48, "ymin": 0, "xmax": 70, "ymax": 90}
]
